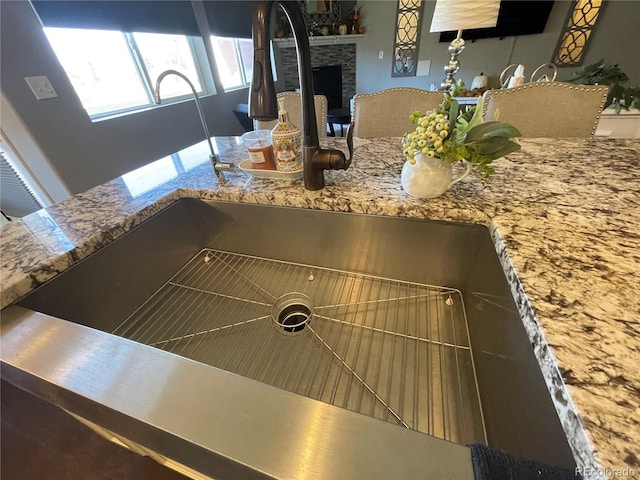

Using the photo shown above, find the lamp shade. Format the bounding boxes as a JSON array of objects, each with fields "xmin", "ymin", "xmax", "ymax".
[{"xmin": 430, "ymin": 0, "xmax": 500, "ymax": 33}]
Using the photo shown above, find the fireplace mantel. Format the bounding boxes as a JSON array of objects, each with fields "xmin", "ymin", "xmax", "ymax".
[{"xmin": 273, "ymin": 34, "xmax": 366, "ymax": 48}]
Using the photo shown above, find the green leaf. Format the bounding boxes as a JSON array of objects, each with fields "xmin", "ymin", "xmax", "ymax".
[
  {"xmin": 465, "ymin": 123, "xmax": 495, "ymax": 142},
  {"xmin": 448, "ymin": 99, "xmax": 459, "ymax": 133},
  {"xmin": 485, "ymin": 140, "xmax": 521, "ymax": 160},
  {"xmin": 478, "ymin": 165, "xmax": 495, "ymax": 179},
  {"xmin": 466, "ymin": 122, "xmax": 522, "ymax": 143},
  {"xmin": 568, "ymin": 59, "xmax": 628, "ymax": 86},
  {"xmin": 479, "ymin": 122, "xmax": 522, "ymax": 139},
  {"xmin": 466, "ymin": 121, "xmax": 521, "ymax": 142},
  {"xmin": 472, "ymin": 136, "xmax": 511, "ymax": 155},
  {"xmin": 467, "ymin": 138, "xmax": 521, "ymax": 160},
  {"xmin": 451, "ymin": 79, "xmax": 467, "ymax": 97},
  {"xmin": 466, "ymin": 95, "xmax": 485, "ymax": 130}
]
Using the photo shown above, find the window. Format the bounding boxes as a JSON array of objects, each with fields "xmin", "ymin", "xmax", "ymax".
[
  {"xmin": 133, "ymin": 32, "xmax": 203, "ymax": 96},
  {"xmin": 211, "ymin": 36, "xmax": 254, "ymax": 90},
  {"xmin": 43, "ymin": 27, "xmax": 209, "ymax": 118},
  {"xmin": 210, "ymin": 36, "xmax": 278, "ymax": 91}
]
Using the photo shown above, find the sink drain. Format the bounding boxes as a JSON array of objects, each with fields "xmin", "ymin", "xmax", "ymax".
[{"xmin": 272, "ymin": 293, "xmax": 313, "ymax": 335}]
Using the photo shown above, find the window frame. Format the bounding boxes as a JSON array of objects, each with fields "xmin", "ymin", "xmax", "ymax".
[
  {"xmin": 44, "ymin": 27, "xmax": 216, "ymax": 121},
  {"xmin": 210, "ymin": 35, "xmax": 253, "ymax": 92},
  {"xmin": 209, "ymin": 35, "xmax": 278, "ymax": 93}
]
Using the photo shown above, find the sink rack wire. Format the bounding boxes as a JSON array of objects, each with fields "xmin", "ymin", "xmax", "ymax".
[{"xmin": 112, "ymin": 248, "xmax": 487, "ymax": 445}]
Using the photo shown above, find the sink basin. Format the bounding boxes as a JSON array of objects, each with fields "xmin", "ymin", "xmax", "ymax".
[{"xmin": 8, "ymin": 199, "xmax": 575, "ymax": 476}]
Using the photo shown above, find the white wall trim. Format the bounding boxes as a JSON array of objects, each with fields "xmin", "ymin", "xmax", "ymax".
[
  {"xmin": 1, "ymin": 92, "xmax": 72, "ymax": 204},
  {"xmin": 273, "ymin": 34, "xmax": 366, "ymax": 48}
]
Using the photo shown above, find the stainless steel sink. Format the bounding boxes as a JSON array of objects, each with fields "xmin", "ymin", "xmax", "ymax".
[{"xmin": 4, "ymin": 199, "xmax": 576, "ymax": 478}]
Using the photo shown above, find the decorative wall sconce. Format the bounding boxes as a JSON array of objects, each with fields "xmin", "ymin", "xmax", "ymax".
[
  {"xmin": 394, "ymin": 48, "xmax": 415, "ymax": 75},
  {"xmin": 391, "ymin": 0, "xmax": 424, "ymax": 77},
  {"xmin": 429, "ymin": 0, "xmax": 500, "ymax": 91},
  {"xmin": 552, "ymin": 0, "xmax": 606, "ymax": 67}
]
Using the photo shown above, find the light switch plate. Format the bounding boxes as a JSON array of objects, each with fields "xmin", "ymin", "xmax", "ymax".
[
  {"xmin": 25, "ymin": 76, "xmax": 58, "ymax": 100},
  {"xmin": 416, "ymin": 60, "xmax": 431, "ymax": 77}
]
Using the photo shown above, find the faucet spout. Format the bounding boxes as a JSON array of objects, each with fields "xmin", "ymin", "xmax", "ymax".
[
  {"xmin": 249, "ymin": 0, "xmax": 353, "ymax": 190},
  {"xmin": 154, "ymin": 70, "xmax": 233, "ymax": 183}
]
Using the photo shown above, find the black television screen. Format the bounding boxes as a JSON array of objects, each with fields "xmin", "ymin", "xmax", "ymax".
[{"xmin": 439, "ymin": 1, "xmax": 555, "ymax": 42}]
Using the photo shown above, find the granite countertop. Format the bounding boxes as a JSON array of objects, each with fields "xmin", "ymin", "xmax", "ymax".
[{"xmin": 1, "ymin": 136, "xmax": 638, "ymax": 476}]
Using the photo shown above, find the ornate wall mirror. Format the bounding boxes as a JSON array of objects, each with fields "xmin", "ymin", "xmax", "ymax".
[
  {"xmin": 299, "ymin": 0, "xmax": 341, "ymax": 28},
  {"xmin": 306, "ymin": 0, "xmax": 334, "ymax": 14}
]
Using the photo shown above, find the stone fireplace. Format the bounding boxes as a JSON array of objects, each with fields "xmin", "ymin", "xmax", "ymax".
[{"xmin": 275, "ymin": 42, "xmax": 357, "ymax": 111}]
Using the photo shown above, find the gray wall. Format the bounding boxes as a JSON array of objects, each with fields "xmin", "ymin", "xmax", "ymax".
[
  {"xmin": 355, "ymin": 0, "xmax": 640, "ymax": 93},
  {"xmin": 1, "ymin": 0, "xmax": 250, "ymax": 195}
]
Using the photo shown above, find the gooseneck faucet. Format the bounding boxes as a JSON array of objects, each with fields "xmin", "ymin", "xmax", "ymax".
[
  {"xmin": 154, "ymin": 70, "xmax": 234, "ymax": 183},
  {"xmin": 250, "ymin": 0, "xmax": 353, "ymax": 191}
]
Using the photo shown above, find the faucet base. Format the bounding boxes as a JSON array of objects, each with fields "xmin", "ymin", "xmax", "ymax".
[
  {"xmin": 303, "ymin": 135, "xmax": 354, "ymax": 190},
  {"xmin": 211, "ymin": 154, "xmax": 235, "ymax": 184},
  {"xmin": 304, "ymin": 147, "xmax": 325, "ymax": 190}
]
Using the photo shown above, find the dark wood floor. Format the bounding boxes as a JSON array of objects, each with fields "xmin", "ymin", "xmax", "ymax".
[{"xmin": 1, "ymin": 380, "xmax": 190, "ymax": 480}]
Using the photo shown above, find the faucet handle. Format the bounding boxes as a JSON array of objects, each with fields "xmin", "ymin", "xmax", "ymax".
[
  {"xmin": 344, "ymin": 122, "xmax": 355, "ymax": 169},
  {"xmin": 211, "ymin": 154, "xmax": 235, "ymax": 184},
  {"xmin": 215, "ymin": 161, "xmax": 235, "ymax": 172}
]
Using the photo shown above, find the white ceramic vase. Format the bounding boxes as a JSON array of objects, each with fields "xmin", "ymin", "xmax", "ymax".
[{"xmin": 401, "ymin": 153, "xmax": 472, "ymax": 199}]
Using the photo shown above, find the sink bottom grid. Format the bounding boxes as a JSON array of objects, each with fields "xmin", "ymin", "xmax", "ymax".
[{"xmin": 112, "ymin": 248, "xmax": 486, "ymax": 445}]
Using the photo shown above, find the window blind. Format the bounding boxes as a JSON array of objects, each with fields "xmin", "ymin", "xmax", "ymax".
[
  {"xmin": 203, "ymin": 1, "xmax": 254, "ymax": 39},
  {"xmin": 31, "ymin": 0, "xmax": 202, "ymax": 36},
  {"xmin": 0, "ymin": 151, "xmax": 44, "ymax": 219},
  {"xmin": 32, "ymin": 0, "xmax": 255, "ymax": 39}
]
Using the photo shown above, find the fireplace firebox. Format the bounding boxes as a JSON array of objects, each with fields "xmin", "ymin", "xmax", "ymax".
[{"xmin": 312, "ymin": 65, "xmax": 342, "ymax": 110}]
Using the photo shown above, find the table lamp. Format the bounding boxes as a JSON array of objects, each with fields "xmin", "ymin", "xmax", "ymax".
[{"xmin": 430, "ymin": 0, "xmax": 500, "ymax": 91}]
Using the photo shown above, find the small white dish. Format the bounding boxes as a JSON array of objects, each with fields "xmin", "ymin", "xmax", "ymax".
[{"xmin": 239, "ymin": 160, "xmax": 303, "ymax": 180}]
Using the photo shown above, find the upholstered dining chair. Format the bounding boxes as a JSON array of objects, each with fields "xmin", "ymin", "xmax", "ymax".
[
  {"xmin": 254, "ymin": 92, "xmax": 328, "ymax": 140},
  {"xmin": 351, "ymin": 88, "xmax": 443, "ymax": 137},
  {"xmin": 481, "ymin": 82, "xmax": 609, "ymax": 137}
]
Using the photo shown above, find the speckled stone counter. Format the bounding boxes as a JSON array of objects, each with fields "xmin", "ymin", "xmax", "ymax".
[{"xmin": 1, "ymin": 137, "xmax": 638, "ymax": 477}]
